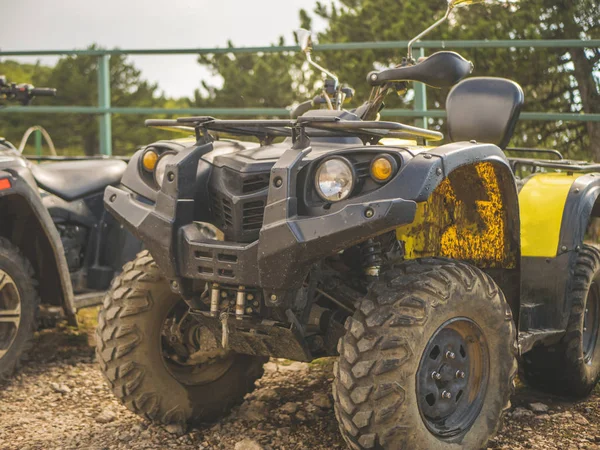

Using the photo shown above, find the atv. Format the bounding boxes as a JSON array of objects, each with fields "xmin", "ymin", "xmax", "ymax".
[
  {"xmin": 0, "ymin": 77, "xmax": 142, "ymax": 379},
  {"xmin": 97, "ymin": 1, "xmax": 600, "ymax": 448}
]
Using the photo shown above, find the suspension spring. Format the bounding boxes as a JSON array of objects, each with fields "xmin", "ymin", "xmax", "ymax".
[{"xmin": 360, "ymin": 238, "xmax": 383, "ymax": 279}]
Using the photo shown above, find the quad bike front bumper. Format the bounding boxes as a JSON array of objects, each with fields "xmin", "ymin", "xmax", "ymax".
[{"xmin": 104, "ymin": 141, "xmax": 417, "ymax": 307}]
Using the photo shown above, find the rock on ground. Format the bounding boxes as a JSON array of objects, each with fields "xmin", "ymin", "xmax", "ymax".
[
  {"xmin": 235, "ymin": 438, "xmax": 264, "ymax": 450},
  {"xmin": 529, "ymin": 402, "xmax": 550, "ymax": 414}
]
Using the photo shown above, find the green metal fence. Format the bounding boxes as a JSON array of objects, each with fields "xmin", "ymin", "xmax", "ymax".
[{"xmin": 1, "ymin": 39, "xmax": 599, "ymax": 156}]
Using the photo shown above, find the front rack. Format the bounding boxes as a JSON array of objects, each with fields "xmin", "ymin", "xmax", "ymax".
[{"xmin": 145, "ymin": 116, "xmax": 444, "ymax": 144}]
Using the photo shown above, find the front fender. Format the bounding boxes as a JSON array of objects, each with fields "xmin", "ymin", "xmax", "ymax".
[
  {"xmin": 394, "ymin": 142, "xmax": 520, "ymax": 267},
  {"xmin": 0, "ymin": 166, "xmax": 76, "ymax": 323},
  {"xmin": 394, "ymin": 141, "xmax": 514, "ymax": 202}
]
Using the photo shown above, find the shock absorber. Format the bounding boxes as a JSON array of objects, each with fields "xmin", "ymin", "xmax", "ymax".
[
  {"xmin": 210, "ymin": 283, "xmax": 220, "ymax": 317},
  {"xmin": 360, "ymin": 238, "xmax": 383, "ymax": 280}
]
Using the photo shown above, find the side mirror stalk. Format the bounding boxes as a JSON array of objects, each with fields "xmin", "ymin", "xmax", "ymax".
[
  {"xmin": 407, "ymin": 0, "xmax": 485, "ymax": 62},
  {"xmin": 407, "ymin": 6, "xmax": 452, "ymax": 62},
  {"xmin": 305, "ymin": 51, "xmax": 340, "ymax": 91},
  {"xmin": 296, "ymin": 28, "xmax": 342, "ymax": 109}
]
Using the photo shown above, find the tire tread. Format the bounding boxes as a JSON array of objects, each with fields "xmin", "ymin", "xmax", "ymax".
[
  {"xmin": 0, "ymin": 236, "xmax": 40, "ymax": 381},
  {"xmin": 334, "ymin": 258, "xmax": 517, "ymax": 449},
  {"xmin": 96, "ymin": 250, "xmax": 265, "ymax": 425}
]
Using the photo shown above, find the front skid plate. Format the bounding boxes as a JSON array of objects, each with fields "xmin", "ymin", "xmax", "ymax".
[{"xmin": 191, "ymin": 311, "xmax": 312, "ymax": 362}]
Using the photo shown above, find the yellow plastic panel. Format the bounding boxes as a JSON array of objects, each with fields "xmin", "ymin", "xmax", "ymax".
[
  {"xmin": 379, "ymin": 138, "xmax": 419, "ymax": 146},
  {"xmin": 519, "ymin": 173, "xmax": 580, "ymax": 257}
]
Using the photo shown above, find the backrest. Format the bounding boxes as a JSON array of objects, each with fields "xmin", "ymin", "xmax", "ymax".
[{"xmin": 446, "ymin": 77, "xmax": 524, "ymax": 149}]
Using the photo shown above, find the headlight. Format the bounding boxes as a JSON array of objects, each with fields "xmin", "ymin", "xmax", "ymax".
[
  {"xmin": 154, "ymin": 153, "xmax": 176, "ymax": 187},
  {"xmin": 314, "ymin": 157, "xmax": 355, "ymax": 202},
  {"xmin": 370, "ymin": 154, "xmax": 398, "ymax": 183},
  {"xmin": 141, "ymin": 148, "xmax": 158, "ymax": 171}
]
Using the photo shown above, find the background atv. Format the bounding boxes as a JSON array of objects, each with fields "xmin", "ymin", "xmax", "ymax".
[
  {"xmin": 97, "ymin": 1, "xmax": 600, "ymax": 449},
  {"xmin": 0, "ymin": 77, "xmax": 142, "ymax": 379}
]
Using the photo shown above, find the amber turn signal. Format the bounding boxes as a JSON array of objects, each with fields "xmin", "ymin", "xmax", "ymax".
[
  {"xmin": 142, "ymin": 149, "xmax": 159, "ymax": 171},
  {"xmin": 370, "ymin": 154, "xmax": 397, "ymax": 182}
]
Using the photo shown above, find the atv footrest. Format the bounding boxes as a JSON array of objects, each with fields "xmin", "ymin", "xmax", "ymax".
[{"xmin": 518, "ymin": 329, "xmax": 564, "ymax": 355}]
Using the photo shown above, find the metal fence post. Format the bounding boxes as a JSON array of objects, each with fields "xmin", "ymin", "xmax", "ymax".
[
  {"xmin": 97, "ymin": 54, "xmax": 112, "ymax": 156},
  {"xmin": 413, "ymin": 47, "xmax": 428, "ymax": 129}
]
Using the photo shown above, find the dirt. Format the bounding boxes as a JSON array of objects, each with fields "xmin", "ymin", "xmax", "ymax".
[{"xmin": 1, "ymin": 311, "xmax": 600, "ymax": 450}]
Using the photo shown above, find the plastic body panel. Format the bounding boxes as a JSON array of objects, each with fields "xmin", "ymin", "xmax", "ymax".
[
  {"xmin": 105, "ymin": 137, "xmax": 519, "ymax": 309},
  {"xmin": 519, "ymin": 173, "xmax": 582, "ymax": 258},
  {"xmin": 519, "ymin": 172, "xmax": 600, "ymax": 333},
  {"xmin": 0, "ymin": 163, "xmax": 76, "ymax": 320}
]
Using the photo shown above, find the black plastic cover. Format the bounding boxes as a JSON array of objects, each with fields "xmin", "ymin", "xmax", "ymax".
[
  {"xmin": 446, "ymin": 77, "xmax": 524, "ymax": 149},
  {"xmin": 367, "ymin": 51, "xmax": 473, "ymax": 88}
]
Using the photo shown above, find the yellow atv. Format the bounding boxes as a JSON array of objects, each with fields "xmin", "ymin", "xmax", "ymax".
[{"xmin": 97, "ymin": 1, "xmax": 600, "ymax": 448}]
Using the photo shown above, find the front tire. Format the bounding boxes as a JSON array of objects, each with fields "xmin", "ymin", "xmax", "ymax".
[
  {"xmin": 0, "ymin": 237, "xmax": 39, "ymax": 381},
  {"xmin": 333, "ymin": 258, "xmax": 517, "ymax": 450},
  {"xmin": 96, "ymin": 251, "xmax": 267, "ymax": 426}
]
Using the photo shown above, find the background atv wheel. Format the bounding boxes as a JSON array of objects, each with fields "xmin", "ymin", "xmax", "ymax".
[
  {"xmin": 0, "ymin": 237, "xmax": 39, "ymax": 381},
  {"xmin": 523, "ymin": 245, "xmax": 600, "ymax": 397},
  {"xmin": 333, "ymin": 258, "xmax": 517, "ymax": 450},
  {"xmin": 96, "ymin": 250, "xmax": 267, "ymax": 426}
]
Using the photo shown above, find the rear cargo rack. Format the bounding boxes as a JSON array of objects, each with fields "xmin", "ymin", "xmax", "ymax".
[
  {"xmin": 505, "ymin": 147, "xmax": 564, "ymax": 160},
  {"xmin": 509, "ymin": 157, "xmax": 600, "ymax": 174},
  {"xmin": 145, "ymin": 116, "xmax": 444, "ymax": 144}
]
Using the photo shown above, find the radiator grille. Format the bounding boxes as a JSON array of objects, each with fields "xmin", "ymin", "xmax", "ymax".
[{"xmin": 208, "ymin": 170, "xmax": 269, "ymax": 242}]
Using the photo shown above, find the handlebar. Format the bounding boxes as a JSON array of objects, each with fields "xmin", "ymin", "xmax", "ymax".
[
  {"xmin": 0, "ymin": 77, "xmax": 56, "ymax": 105},
  {"xmin": 290, "ymin": 87, "xmax": 356, "ymax": 119},
  {"xmin": 30, "ymin": 87, "xmax": 57, "ymax": 97}
]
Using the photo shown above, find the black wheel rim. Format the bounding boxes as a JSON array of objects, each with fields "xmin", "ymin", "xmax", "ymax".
[
  {"xmin": 0, "ymin": 270, "xmax": 21, "ymax": 360},
  {"xmin": 416, "ymin": 318, "xmax": 490, "ymax": 438},
  {"xmin": 160, "ymin": 300, "xmax": 234, "ymax": 386},
  {"xmin": 583, "ymin": 282, "xmax": 600, "ymax": 364}
]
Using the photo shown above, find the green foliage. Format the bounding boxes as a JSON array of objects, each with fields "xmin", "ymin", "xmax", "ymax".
[
  {"xmin": 1, "ymin": 1, "xmax": 598, "ymax": 159},
  {"xmin": 193, "ymin": 38, "xmax": 304, "ymax": 117},
  {"xmin": 191, "ymin": 0, "xmax": 598, "ymax": 158},
  {"xmin": 305, "ymin": 0, "xmax": 599, "ymax": 157},
  {"xmin": 0, "ymin": 60, "xmax": 52, "ymax": 85},
  {"xmin": 1, "ymin": 47, "xmax": 173, "ymax": 156}
]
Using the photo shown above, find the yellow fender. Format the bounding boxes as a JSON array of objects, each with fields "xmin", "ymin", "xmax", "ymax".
[{"xmin": 518, "ymin": 173, "xmax": 583, "ymax": 257}]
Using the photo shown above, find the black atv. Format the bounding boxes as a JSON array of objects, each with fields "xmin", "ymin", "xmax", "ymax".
[
  {"xmin": 0, "ymin": 77, "xmax": 142, "ymax": 379},
  {"xmin": 97, "ymin": 1, "xmax": 600, "ymax": 449}
]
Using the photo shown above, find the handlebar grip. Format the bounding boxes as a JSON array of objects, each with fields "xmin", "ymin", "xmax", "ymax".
[{"xmin": 30, "ymin": 87, "xmax": 56, "ymax": 97}]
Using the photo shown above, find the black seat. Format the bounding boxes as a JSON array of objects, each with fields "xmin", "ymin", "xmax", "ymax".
[
  {"xmin": 31, "ymin": 159, "xmax": 127, "ymax": 201},
  {"xmin": 446, "ymin": 77, "xmax": 524, "ymax": 149}
]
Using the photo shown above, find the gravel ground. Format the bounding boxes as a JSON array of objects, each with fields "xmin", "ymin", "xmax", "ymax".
[{"xmin": 2, "ymin": 313, "xmax": 600, "ymax": 450}]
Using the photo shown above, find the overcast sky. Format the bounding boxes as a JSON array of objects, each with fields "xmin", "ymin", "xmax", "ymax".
[{"xmin": 1, "ymin": 0, "xmax": 326, "ymax": 98}]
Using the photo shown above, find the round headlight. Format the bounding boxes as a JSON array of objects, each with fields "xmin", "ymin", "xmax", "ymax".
[
  {"xmin": 154, "ymin": 153, "xmax": 176, "ymax": 187},
  {"xmin": 315, "ymin": 157, "xmax": 355, "ymax": 202}
]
